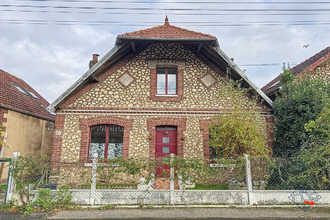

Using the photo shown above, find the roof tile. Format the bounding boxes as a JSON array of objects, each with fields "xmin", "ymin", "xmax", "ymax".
[
  {"xmin": 262, "ymin": 46, "xmax": 330, "ymax": 94},
  {"xmin": 0, "ymin": 69, "xmax": 55, "ymax": 121},
  {"xmin": 119, "ymin": 17, "xmax": 216, "ymax": 39}
]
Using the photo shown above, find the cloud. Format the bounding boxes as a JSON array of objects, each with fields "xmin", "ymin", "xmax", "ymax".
[{"xmin": 0, "ymin": 0, "xmax": 328, "ymax": 103}]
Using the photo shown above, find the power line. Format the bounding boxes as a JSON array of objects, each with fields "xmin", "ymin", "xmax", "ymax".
[
  {"xmin": 2, "ymin": 8, "xmax": 330, "ymax": 16},
  {"xmin": 1, "ymin": 4, "xmax": 330, "ymax": 12},
  {"xmin": 13, "ymin": 0, "xmax": 330, "ymax": 4},
  {"xmin": 1, "ymin": 19, "xmax": 329, "ymax": 26}
]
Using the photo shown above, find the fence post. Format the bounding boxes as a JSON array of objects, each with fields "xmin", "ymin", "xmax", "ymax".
[
  {"xmin": 169, "ymin": 153, "xmax": 174, "ymax": 205},
  {"xmin": 244, "ymin": 154, "xmax": 253, "ymax": 205},
  {"xmin": 90, "ymin": 153, "xmax": 98, "ymax": 206},
  {"xmin": 6, "ymin": 152, "xmax": 20, "ymax": 203}
]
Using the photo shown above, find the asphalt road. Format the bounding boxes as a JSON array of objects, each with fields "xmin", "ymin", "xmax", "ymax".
[
  {"xmin": 1, "ymin": 207, "xmax": 329, "ymax": 220},
  {"xmin": 47, "ymin": 207, "xmax": 330, "ymax": 220}
]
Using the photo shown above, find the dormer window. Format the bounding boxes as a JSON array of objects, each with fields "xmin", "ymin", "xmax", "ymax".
[{"xmin": 157, "ymin": 68, "xmax": 177, "ymax": 95}]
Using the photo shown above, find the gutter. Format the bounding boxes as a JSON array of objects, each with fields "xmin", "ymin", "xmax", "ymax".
[
  {"xmin": 0, "ymin": 104, "xmax": 55, "ymax": 122},
  {"xmin": 213, "ymin": 45, "xmax": 274, "ymax": 108}
]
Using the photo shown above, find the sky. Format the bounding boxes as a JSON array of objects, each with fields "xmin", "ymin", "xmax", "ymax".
[{"xmin": 0, "ymin": 0, "xmax": 329, "ymax": 104}]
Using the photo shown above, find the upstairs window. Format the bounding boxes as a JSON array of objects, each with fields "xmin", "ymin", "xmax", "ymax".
[
  {"xmin": 157, "ymin": 68, "xmax": 177, "ymax": 95},
  {"xmin": 88, "ymin": 124, "xmax": 124, "ymax": 159}
]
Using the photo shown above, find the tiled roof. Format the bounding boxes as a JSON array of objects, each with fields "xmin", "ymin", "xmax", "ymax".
[
  {"xmin": 0, "ymin": 69, "xmax": 55, "ymax": 121},
  {"xmin": 262, "ymin": 46, "xmax": 330, "ymax": 95},
  {"xmin": 119, "ymin": 16, "xmax": 216, "ymax": 39}
]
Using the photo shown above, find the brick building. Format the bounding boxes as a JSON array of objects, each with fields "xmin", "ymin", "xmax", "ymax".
[
  {"xmin": 0, "ymin": 69, "xmax": 55, "ymax": 179},
  {"xmin": 49, "ymin": 17, "xmax": 273, "ymax": 185},
  {"xmin": 262, "ymin": 46, "xmax": 330, "ymax": 101}
]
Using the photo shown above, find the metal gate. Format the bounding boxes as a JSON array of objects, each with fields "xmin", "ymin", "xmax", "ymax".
[{"xmin": 0, "ymin": 158, "xmax": 12, "ymax": 204}]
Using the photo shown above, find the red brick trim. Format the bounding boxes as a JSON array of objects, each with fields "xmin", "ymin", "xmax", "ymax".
[
  {"xmin": 147, "ymin": 118, "xmax": 186, "ymax": 159},
  {"xmin": 199, "ymin": 119, "xmax": 211, "ymax": 160},
  {"xmin": 59, "ymin": 106, "xmax": 273, "ymax": 117},
  {"xmin": 116, "ymin": 71, "xmax": 136, "ymax": 88},
  {"xmin": 51, "ymin": 114, "xmax": 65, "ymax": 164},
  {"xmin": 79, "ymin": 116, "xmax": 133, "ymax": 160},
  {"xmin": 0, "ymin": 108, "xmax": 8, "ymax": 132},
  {"xmin": 198, "ymin": 72, "xmax": 218, "ymax": 89},
  {"xmin": 148, "ymin": 59, "xmax": 185, "ymax": 102}
]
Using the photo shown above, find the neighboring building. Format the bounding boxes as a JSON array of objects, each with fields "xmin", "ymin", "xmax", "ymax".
[
  {"xmin": 49, "ymin": 17, "xmax": 273, "ymax": 185},
  {"xmin": 0, "ymin": 69, "xmax": 55, "ymax": 165},
  {"xmin": 262, "ymin": 46, "xmax": 330, "ymax": 101}
]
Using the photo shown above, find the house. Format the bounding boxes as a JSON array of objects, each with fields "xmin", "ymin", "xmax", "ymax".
[
  {"xmin": 0, "ymin": 69, "xmax": 55, "ymax": 179},
  {"xmin": 262, "ymin": 46, "xmax": 330, "ymax": 101},
  {"xmin": 49, "ymin": 17, "xmax": 274, "ymax": 186}
]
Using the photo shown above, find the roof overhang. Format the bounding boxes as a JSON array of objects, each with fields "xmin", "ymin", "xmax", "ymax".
[{"xmin": 50, "ymin": 37, "xmax": 273, "ymax": 111}]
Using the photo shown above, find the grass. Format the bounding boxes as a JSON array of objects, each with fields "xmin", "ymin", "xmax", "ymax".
[{"xmin": 187, "ymin": 184, "xmax": 229, "ymax": 190}]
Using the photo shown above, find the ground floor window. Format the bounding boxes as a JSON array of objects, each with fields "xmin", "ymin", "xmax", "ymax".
[{"xmin": 88, "ymin": 124, "xmax": 124, "ymax": 159}]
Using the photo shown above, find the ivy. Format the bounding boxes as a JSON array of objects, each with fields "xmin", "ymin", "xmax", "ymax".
[{"xmin": 10, "ymin": 156, "xmax": 50, "ymax": 205}]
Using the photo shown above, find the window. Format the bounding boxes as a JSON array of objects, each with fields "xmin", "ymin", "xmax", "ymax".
[
  {"xmin": 27, "ymin": 90, "xmax": 40, "ymax": 100},
  {"xmin": 88, "ymin": 124, "xmax": 124, "ymax": 159},
  {"xmin": 209, "ymin": 146, "xmax": 220, "ymax": 160},
  {"xmin": 10, "ymin": 82, "xmax": 27, "ymax": 95},
  {"xmin": 157, "ymin": 68, "xmax": 177, "ymax": 95}
]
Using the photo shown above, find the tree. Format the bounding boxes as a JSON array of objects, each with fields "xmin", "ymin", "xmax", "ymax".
[
  {"xmin": 273, "ymin": 70, "xmax": 330, "ymax": 158},
  {"xmin": 300, "ymin": 108, "xmax": 330, "ymax": 189},
  {"xmin": 209, "ymin": 78, "xmax": 270, "ymax": 158}
]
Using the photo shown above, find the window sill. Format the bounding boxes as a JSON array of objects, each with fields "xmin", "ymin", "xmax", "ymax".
[
  {"xmin": 84, "ymin": 163, "xmax": 120, "ymax": 167},
  {"xmin": 155, "ymin": 94, "xmax": 178, "ymax": 97},
  {"xmin": 209, "ymin": 163, "xmax": 237, "ymax": 168}
]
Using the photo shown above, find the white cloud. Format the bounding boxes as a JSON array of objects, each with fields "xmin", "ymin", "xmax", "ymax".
[{"xmin": 0, "ymin": 0, "xmax": 329, "ymax": 102}]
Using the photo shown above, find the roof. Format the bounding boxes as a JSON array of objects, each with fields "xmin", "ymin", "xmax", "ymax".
[
  {"xmin": 119, "ymin": 16, "xmax": 216, "ymax": 40},
  {"xmin": 50, "ymin": 17, "xmax": 273, "ymax": 110},
  {"xmin": 262, "ymin": 46, "xmax": 330, "ymax": 96},
  {"xmin": 0, "ymin": 69, "xmax": 55, "ymax": 121}
]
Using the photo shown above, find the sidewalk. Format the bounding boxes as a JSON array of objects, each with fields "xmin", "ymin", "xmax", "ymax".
[{"xmin": 48, "ymin": 206, "xmax": 330, "ymax": 219}]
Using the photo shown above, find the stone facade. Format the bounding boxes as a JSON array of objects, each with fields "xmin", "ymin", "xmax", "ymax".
[
  {"xmin": 52, "ymin": 43, "xmax": 273, "ymax": 184},
  {"xmin": 313, "ymin": 60, "xmax": 330, "ymax": 81}
]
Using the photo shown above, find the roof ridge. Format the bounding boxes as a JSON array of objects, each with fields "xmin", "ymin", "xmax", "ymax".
[
  {"xmin": 118, "ymin": 17, "xmax": 216, "ymax": 39},
  {"xmin": 291, "ymin": 46, "xmax": 330, "ymax": 75}
]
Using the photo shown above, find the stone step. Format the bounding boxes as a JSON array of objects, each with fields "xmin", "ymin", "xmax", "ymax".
[{"xmin": 154, "ymin": 178, "xmax": 179, "ymax": 190}]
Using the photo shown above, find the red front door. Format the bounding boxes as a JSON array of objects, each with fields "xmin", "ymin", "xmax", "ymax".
[{"xmin": 155, "ymin": 126, "xmax": 177, "ymax": 176}]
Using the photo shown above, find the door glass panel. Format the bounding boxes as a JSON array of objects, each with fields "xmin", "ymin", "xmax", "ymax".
[
  {"xmin": 163, "ymin": 137, "xmax": 170, "ymax": 143},
  {"xmin": 163, "ymin": 147, "xmax": 170, "ymax": 153}
]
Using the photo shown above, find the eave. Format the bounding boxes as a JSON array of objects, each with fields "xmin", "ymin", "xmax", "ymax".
[{"xmin": 50, "ymin": 37, "xmax": 273, "ymax": 111}]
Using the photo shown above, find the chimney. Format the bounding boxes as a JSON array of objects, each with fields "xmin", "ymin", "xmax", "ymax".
[{"xmin": 89, "ymin": 54, "xmax": 99, "ymax": 69}]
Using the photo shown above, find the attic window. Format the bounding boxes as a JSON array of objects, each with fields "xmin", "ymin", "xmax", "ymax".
[
  {"xmin": 199, "ymin": 72, "xmax": 218, "ymax": 89},
  {"xmin": 27, "ymin": 90, "xmax": 40, "ymax": 100},
  {"xmin": 11, "ymin": 83, "xmax": 27, "ymax": 95}
]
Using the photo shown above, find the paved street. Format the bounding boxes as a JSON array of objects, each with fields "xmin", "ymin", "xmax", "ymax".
[
  {"xmin": 1, "ymin": 207, "xmax": 329, "ymax": 220},
  {"xmin": 47, "ymin": 207, "xmax": 330, "ymax": 220}
]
